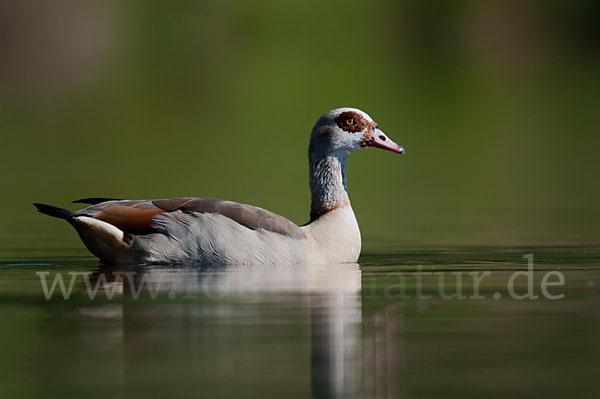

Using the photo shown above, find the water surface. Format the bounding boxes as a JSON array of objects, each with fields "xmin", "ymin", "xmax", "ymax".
[{"xmin": 0, "ymin": 241, "xmax": 599, "ymax": 398}]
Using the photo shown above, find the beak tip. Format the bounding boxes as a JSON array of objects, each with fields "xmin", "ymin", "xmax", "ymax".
[{"xmin": 398, "ymin": 147, "xmax": 405, "ymax": 155}]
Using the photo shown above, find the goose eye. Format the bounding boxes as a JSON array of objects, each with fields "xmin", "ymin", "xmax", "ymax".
[{"xmin": 345, "ymin": 119, "xmax": 355, "ymax": 126}]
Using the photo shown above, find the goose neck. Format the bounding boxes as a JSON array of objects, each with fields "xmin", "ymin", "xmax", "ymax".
[{"xmin": 309, "ymin": 151, "xmax": 350, "ymax": 221}]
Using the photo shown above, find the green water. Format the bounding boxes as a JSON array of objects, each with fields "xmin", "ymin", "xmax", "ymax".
[{"xmin": 1, "ymin": 241, "xmax": 598, "ymax": 398}]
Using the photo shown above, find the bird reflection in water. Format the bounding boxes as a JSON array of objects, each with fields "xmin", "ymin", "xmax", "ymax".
[{"xmin": 79, "ymin": 263, "xmax": 402, "ymax": 398}]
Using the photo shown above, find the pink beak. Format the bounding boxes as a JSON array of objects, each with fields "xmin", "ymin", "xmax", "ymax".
[{"xmin": 366, "ymin": 129, "xmax": 405, "ymax": 154}]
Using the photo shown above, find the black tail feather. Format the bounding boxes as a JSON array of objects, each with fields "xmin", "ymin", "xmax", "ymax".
[
  {"xmin": 33, "ymin": 203, "xmax": 76, "ymax": 219},
  {"xmin": 72, "ymin": 197, "xmax": 122, "ymax": 205}
]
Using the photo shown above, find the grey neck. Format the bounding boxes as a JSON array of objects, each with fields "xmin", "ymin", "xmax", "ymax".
[{"xmin": 309, "ymin": 150, "xmax": 350, "ymax": 221}]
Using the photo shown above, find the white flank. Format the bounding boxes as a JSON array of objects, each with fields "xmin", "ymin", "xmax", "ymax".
[{"xmin": 76, "ymin": 216, "xmax": 124, "ymax": 241}]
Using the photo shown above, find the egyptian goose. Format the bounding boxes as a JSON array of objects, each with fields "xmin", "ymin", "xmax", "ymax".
[{"xmin": 34, "ymin": 108, "xmax": 404, "ymax": 265}]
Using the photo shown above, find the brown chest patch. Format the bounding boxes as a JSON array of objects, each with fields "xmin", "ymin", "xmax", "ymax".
[{"xmin": 310, "ymin": 199, "xmax": 350, "ymax": 221}]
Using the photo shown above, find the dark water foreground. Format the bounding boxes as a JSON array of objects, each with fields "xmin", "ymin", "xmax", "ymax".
[{"xmin": 0, "ymin": 245, "xmax": 599, "ymax": 398}]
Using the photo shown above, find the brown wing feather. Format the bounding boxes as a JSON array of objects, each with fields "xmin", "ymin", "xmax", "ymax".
[
  {"xmin": 76, "ymin": 198, "xmax": 305, "ymax": 239},
  {"xmin": 153, "ymin": 198, "xmax": 306, "ymax": 239},
  {"xmin": 76, "ymin": 200, "xmax": 165, "ymax": 234}
]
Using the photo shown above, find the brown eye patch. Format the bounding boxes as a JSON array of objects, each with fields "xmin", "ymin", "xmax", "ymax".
[{"xmin": 335, "ymin": 111, "xmax": 368, "ymax": 133}]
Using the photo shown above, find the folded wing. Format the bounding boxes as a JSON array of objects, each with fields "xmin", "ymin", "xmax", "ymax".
[{"xmin": 75, "ymin": 198, "xmax": 305, "ymax": 239}]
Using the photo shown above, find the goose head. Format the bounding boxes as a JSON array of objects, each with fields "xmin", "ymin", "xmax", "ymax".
[
  {"xmin": 307, "ymin": 107, "xmax": 404, "ymax": 222},
  {"xmin": 309, "ymin": 107, "xmax": 404, "ymax": 158}
]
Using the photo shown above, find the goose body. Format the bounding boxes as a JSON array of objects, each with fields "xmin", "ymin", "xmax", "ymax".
[{"xmin": 35, "ymin": 108, "xmax": 403, "ymax": 265}]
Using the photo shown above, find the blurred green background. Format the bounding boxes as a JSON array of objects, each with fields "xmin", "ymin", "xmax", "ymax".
[{"xmin": 1, "ymin": 0, "xmax": 599, "ymax": 248}]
